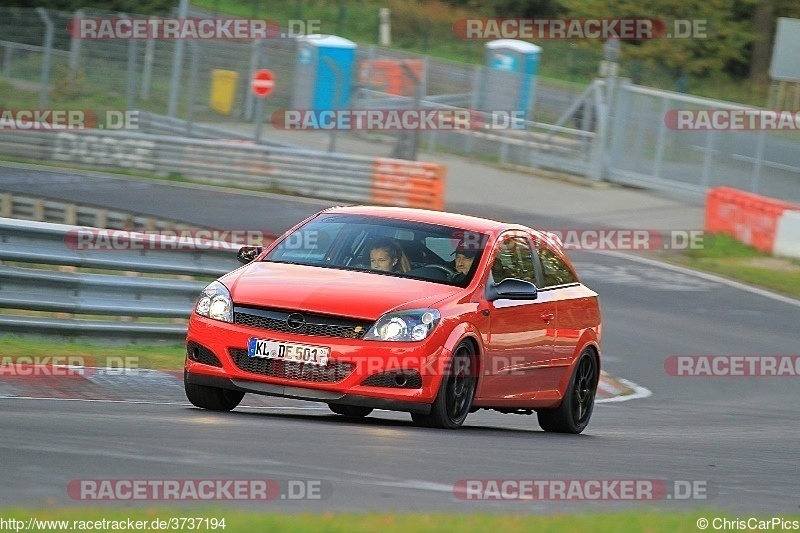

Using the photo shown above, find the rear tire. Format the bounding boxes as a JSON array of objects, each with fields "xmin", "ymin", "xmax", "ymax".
[
  {"xmin": 411, "ymin": 341, "xmax": 477, "ymax": 429},
  {"xmin": 328, "ymin": 404, "xmax": 373, "ymax": 417},
  {"xmin": 537, "ymin": 349, "xmax": 598, "ymax": 434},
  {"xmin": 184, "ymin": 379, "xmax": 244, "ymax": 412}
]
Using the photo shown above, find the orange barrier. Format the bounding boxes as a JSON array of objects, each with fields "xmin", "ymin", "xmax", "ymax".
[
  {"xmin": 371, "ymin": 158, "xmax": 446, "ymax": 210},
  {"xmin": 359, "ymin": 59, "xmax": 425, "ymax": 96},
  {"xmin": 705, "ymin": 187, "xmax": 799, "ymax": 253}
]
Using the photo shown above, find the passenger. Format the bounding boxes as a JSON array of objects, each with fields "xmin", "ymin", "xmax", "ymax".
[{"xmin": 369, "ymin": 238, "xmax": 411, "ymax": 273}]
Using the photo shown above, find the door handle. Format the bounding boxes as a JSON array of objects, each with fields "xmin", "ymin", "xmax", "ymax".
[{"xmin": 540, "ymin": 313, "xmax": 554, "ymax": 323}]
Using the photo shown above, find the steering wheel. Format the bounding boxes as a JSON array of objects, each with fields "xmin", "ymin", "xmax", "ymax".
[{"xmin": 424, "ymin": 263, "xmax": 457, "ymax": 277}]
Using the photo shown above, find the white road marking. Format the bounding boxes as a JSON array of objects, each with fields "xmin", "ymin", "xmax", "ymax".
[{"xmin": 595, "ymin": 250, "xmax": 800, "ymax": 307}]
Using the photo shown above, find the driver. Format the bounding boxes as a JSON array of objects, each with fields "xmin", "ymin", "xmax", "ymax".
[{"xmin": 451, "ymin": 247, "xmax": 478, "ymax": 283}]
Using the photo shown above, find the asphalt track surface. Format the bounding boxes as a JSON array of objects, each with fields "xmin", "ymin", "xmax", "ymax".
[{"xmin": 1, "ymin": 166, "xmax": 799, "ymax": 515}]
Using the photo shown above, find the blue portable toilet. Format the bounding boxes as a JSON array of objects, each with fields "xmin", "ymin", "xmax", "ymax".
[
  {"xmin": 292, "ymin": 35, "xmax": 357, "ymax": 111},
  {"xmin": 480, "ymin": 39, "xmax": 542, "ymax": 119}
]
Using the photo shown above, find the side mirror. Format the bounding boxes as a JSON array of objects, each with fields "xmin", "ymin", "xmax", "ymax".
[
  {"xmin": 486, "ymin": 278, "xmax": 538, "ymax": 302},
  {"xmin": 237, "ymin": 246, "xmax": 263, "ymax": 264}
]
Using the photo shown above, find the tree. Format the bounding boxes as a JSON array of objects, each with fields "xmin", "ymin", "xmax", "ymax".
[{"xmin": 559, "ymin": 0, "xmax": 756, "ymax": 79}]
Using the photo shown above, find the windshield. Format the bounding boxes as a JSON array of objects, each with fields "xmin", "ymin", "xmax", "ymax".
[{"xmin": 263, "ymin": 214, "xmax": 488, "ymax": 287}]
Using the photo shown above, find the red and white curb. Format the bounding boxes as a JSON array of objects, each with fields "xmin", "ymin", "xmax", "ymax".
[{"xmin": 0, "ymin": 366, "xmax": 650, "ymax": 404}]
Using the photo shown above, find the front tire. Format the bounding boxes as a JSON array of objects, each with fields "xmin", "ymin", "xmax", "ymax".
[
  {"xmin": 328, "ymin": 404, "xmax": 373, "ymax": 417},
  {"xmin": 537, "ymin": 349, "xmax": 598, "ymax": 434},
  {"xmin": 184, "ymin": 378, "xmax": 244, "ymax": 412},
  {"xmin": 412, "ymin": 341, "xmax": 477, "ymax": 429}
]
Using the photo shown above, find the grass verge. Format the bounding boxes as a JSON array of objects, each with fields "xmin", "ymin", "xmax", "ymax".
[
  {"xmin": 0, "ymin": 510, "xmax": 772, "ymax": 533},
  {"xmin": 663, "ymin": 233, "xmax": 800, "ymax": 299},
  {"xmin": 0, "ymin": 336, "xmax": 185, "ymax": 371}
]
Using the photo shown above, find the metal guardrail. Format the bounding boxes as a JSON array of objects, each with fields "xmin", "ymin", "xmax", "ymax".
[
  {"xmin": 144, "ymin": 113, "xmax": 295, "ymax": 148},
  {"xmin": 0, "ymin": 217, "xmax": 242, "ymax": 342},
  {"xmin": 0, "ymin": 190, "xmax": 197, "ymax": 231},
  {"xmin": 0, "ymin": 128, "xmax": 446, "ymax": 210}
]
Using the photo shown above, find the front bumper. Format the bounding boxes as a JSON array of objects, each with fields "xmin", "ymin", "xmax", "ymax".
[
  {"xmin": 185, "ymin": 371, "xmax": 432, "ymax": 414},
  {"xmin": 185, "ymin": 314, "xmax": 451, "ymax": 406}
]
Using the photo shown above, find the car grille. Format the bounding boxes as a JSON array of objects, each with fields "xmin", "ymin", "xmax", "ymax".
[
  {"xmin": 234, "ymin": 306, "xmax": 372, "ymax": 340},
  {"xmin": 229, "ymin": 348, "xmax": 355, "ymax": 383},
  {"xmin": 187, "ymin": 342, "xmax": 222, "ymax": 367},
  {"xmin": 361, "ymin": 370, "xmax": 423, "ymax": 389}
]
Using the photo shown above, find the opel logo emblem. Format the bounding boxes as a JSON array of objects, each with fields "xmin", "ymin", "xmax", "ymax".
[{"xmin": 286, "ymin": 313, "xmax": 305, "ymax": 329}]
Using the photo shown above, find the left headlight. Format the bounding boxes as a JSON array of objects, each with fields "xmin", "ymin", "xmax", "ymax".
[
  {"xmin": 363, "ymin": 309, "xmax": 441, "ymax": 342},
  {"xmin": 194, "ymin": 281, "xmax": 233, "ymax": 323}
]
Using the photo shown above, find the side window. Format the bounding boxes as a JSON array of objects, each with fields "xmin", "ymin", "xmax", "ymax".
[
  {"xmin": 538, "ymin": 246, "xmax": 578, "ymax": 287},
  {"xmin": 491, "ymin": 237, "xmax": 537, "ymax": 284}
]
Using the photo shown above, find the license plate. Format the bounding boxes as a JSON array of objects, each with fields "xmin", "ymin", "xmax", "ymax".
[{"xmin": 247, "ymin": 338, "xmax": 330, "ymax": 366}]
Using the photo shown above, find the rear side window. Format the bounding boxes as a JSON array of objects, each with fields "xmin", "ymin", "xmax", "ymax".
[
  {"xmin": 538, "ymin": 247, "xmax": 578, "ymax": 287},
  {"xmin": 491, "ymin": 237, "xmax": 537, "ymax": 284}
]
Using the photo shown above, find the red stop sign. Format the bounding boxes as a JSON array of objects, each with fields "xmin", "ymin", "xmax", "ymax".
[{"xmin": 251, "ymin": 69, "xmax": 275, "ymax": 98}]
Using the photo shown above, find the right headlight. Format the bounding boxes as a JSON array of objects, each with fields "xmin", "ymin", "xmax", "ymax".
[
  {"xmin": 194, "ymin": 281, "xmax": 233, "ymax": 323},
  {"xmin": 363, "ymin": 309, "xmax": 441, "ymax": 342}
]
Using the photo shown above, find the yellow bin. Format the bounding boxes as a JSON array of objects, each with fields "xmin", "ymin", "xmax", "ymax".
[{"xmin": 210, "ymin": 69, "xmax": 239, "ymax": 115}]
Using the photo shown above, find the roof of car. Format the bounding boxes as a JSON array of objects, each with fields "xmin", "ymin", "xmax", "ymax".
[{"xmin": 322, "ymin": 205, "xmax": 517, "ymax": 233}]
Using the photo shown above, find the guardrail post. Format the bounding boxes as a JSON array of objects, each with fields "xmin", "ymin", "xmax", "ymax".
[
  {"xmin": 95, "ymin": 209, "xmax": 108, "ymax": 228},
  {"xmin": 35, "ymin": 7, "xmax": 54, "ymax": 109},
  {"xmin": 32, "ymin": 199, "xmax": 44, "ymax": 221},
  {"xmin": 64, "ymin": 204, "xmax": 77, "ymax": 225},
  {"xmin": 0, "ymin": 194, "xmax": 11, "ymax": 217}
]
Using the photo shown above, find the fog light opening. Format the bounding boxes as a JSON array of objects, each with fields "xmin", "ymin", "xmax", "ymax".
[{"xmin": 393, "ymin": 374, "xmax": 408, "ymax": 387}]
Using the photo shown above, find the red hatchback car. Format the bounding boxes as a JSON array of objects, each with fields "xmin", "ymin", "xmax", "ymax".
[{"xmin": 184, "ymin": 206, "xmax": 602, "ymax": 433}]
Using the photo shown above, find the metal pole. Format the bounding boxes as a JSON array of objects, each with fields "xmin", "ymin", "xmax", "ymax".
[
  {"xmin": 752, "ymin": 129, "xmax": 766, "ymax": 193},
  {"xmin": 36, "ymin": 8, "xmax": 54, "ymax": 109},
  {"xmin": 244, "ymin": 40, "xmax": 261, "ymax": 121},
  {"xmin": 140, "ymin": 19, "xmax": 156, "ymax": 100},
  {"xmin": 166, "ymin": 0, "xmax": 189, "ymax": 117},
  {"xmin": 186, "ymin": 41, "xmax": 200, "ymax": 136},
  {"xmin": 68, "ymin": 10, "xmax": 83, "ymax": 84},
  {"xmin": 124, "ymin": 15, "xmax": 138, "ymax": 110},
  {"xmin": 253, "ymin": 96, "xmax": 266, "ymax": 142},
  {"xmin": 404, "ymin": 61, "xmax": 422, "ymax": 160}
]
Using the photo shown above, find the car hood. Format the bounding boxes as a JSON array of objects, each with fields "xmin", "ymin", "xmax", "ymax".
[{"xmin": 221, "ymin": 261, "xmax": 460, "ymax": 320}]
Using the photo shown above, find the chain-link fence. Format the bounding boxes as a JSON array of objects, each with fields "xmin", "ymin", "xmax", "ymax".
[{"xmin": 1, "ymin": 7, "xmax": 799, "ymax": 201}]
